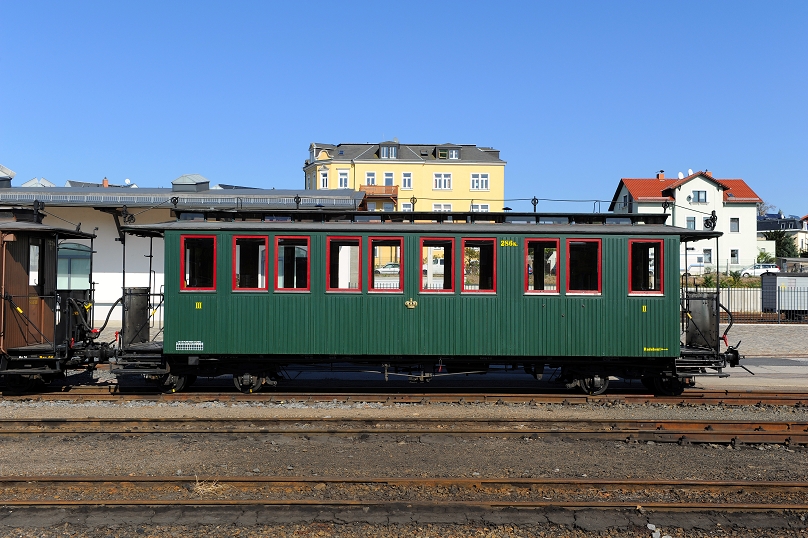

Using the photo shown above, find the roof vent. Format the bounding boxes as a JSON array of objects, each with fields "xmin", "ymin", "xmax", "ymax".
[
  {"xmin": 338, "ymin": 150, "xmax": 344, "ymax": 155},
  {"xmin": 420, "ymin": 149, "xmax": 428, "ymax": 156},
  {"xmin": 0, "ymin": 164, "xmax": 15, "ymax": 188},
  {"xmin": 172, "ymin": 174, "xmax": 210, "ymax": 193}
]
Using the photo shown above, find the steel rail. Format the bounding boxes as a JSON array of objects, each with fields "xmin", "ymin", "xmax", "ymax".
[
  {"xmin": 0, "ymin": 417, "xmax": 806, "ymax": 444},
  {"xmin": 4, "ymin": 388, "xmax": 808, "ymax": 406},
  {"xmin": 2, "ymin": 476, "xmax": 807, "ymax": 511}
]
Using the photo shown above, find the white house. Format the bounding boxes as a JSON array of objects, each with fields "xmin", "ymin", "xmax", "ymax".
[{"xmin": 609, "ymin": 170, "xmax": 763, "ymax": 274}]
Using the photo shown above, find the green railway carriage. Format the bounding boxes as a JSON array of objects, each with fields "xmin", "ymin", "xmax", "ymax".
[{"xmin": 118, "ymin": 211, "xmax": 741, "ymax": 395}]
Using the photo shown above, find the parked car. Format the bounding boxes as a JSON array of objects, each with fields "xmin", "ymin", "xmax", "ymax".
[
  {"xmin": 422, "ymin": 258, "xmax": 445, "ymax": 275},
  {"xmin": 683, "ymin": 263, "xmax": 706, "ymax": 276},
  {"xmin": 741, "ymin": 263, "xmax": 780, "ymax": 277},
  {"xmin": 374, "ymin": 263, "xmax": 400, "ymax": 275}
]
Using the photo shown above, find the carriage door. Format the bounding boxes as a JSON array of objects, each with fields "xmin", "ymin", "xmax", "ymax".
[
  {"xmin": 7, "ymin": 236, "xmax": 55, "ymax": 347},
  {"xmin": 367, "ymin": 237, "xmax": 407, "ymax": 355}
]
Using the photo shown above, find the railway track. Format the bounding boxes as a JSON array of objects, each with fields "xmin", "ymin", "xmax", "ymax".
[
  {"xmin": 3, "ymin": 387, "xmax": 808, "ymax": 406},
  {"xmin": 1, "ymin": 476, "xmax": 807, "ymax": 511},
  {"xmin": 1, "ymin": 417, "xmax": 806, "ymax": 445}
]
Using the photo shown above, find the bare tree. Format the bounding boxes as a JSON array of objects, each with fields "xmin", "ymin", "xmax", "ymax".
[{"xmin": 757, "ymin": 201, "xmax": 777, "ymax": 216}]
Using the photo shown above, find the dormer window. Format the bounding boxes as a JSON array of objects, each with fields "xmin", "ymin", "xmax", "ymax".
[
  {"xmin": 437, "ymin": 147, "xmax": 460, "ymax": 159},
  {"xmin": 380, "ymin": 145, "xmax": 398, "ymax": 159}
]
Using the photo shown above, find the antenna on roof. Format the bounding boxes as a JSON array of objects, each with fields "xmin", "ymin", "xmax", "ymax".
[
  {"xmin": 678, "ymin": 172, "xmax": 684, "ymax": 179},
  {"xmin": 688, "ymin": 169, "xmax": 693, "ymax": 175}
]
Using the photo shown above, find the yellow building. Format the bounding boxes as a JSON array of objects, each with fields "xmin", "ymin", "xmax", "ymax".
[{"xmin": 303, "ymin": 141, "xmax": 505, "ymax": 212}]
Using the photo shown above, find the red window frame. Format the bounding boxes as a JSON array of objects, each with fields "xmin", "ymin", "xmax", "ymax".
[
  {"xmin": 565, "ymin": 238, "xmax": 602, "ymax": 295},
  {"xmin": 180, "ymin": 235, "xmax": 217, "ymax": 292},
  {"xmin": 368, "ymin": 236, "xmax": 404, "ymax": 293},
  {"xmin": 274, "ymin": 235, "xmax": 310, "ymax": 292},
  {"xmin": 461, "ymin": 237, "xmax": 497, "ymax": 293},
  {"xmin": 524, "ymin": 238, "xmax": 560, "ymax": 294},
  {"xmin": 326, "ymin": 236, "xmax": 362, "ymax": 292},
  {"xmin": 232, "ymin": 235, "xmax": 269, "ymax": 292},
  {"xmin": 419, "ymin": 237, "xmax": 455, "ymax": 293},
  {"xmin": 628, "ymin": 239, "xmax": 664, "ymax": 295}
]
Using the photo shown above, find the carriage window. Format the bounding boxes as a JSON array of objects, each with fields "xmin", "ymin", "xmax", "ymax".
[
  {"xmin": 29, "ymin": 240, "xmax": 41, "ymax": 287},
  {"xmin": 630, "ymin": 240, "xmax": 663, "ymax": 294},
  {"xmin": 181, "ymin": 236, "xmax": 216, "ymax": 291},
  {"xmin": 57, "ymin": 243, "xmax": 92, "ymax": 290},
  {"xmin": 327, "ymin": 236, "xmax": 361, "ymax": 291},
  {"xmin": 526, "ymin": 239, "xmax": 558, "ymax": 293},
  {"xmin": 370, "ymin": 237, "xmax": 403, "ymax": 292},
  {"xmin": 276, "ymin": 236, "xmax": 309, "ymax": 291},
  {"xmin": 233, "ymin": 236, "xmax": 267, "ymax": 291},
  {"xmin": 421, "ymin": 238, "xmax": 454, "ymax": 292},
  {"xmin": 567, "ymin": 239, "xmax": 601, "ymax": 294},
  {"xmin": 463, "ymin": 238, "xmax": 496, "ymax": 292}
]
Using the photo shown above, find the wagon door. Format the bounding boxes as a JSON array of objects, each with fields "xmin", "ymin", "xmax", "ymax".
[
  {"xmin": 2, "ymin": 235, "xmax": 55, "ymax": 349},
  {"xmin": 364, "ymin": 236, "xmax": 409, "ymax": 356}
]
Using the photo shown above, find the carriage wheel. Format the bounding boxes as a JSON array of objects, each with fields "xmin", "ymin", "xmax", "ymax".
[
  {"xmin": 640, "ymin": 377, "xmax": 656, "ymax": 392},
  {"xmin": 233, "ymin": 373, "xmax": 264, "ymax": 394},
  {"xmin": 653, "ymin": 376, "xmax": 685, "ymax": 396},
  {"xmin": 579, "ymin": 375, "xmax": 609, "ymax": 396},
  {"xmin": 159, "ymin": 373, "xmax": 188, "ymax": 394},
  {"xmin": 4, "ymin": 374, "xmax": 36, "ymax": 394}
]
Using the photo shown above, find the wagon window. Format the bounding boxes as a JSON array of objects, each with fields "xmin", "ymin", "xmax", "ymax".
[
  {"xmin": 233, "ymin": 236, "xmax": 267, "ymax": 291},
  {"xmin": 629, "ymin": 240, "xmax": 663, "ymax": 294},
  {"xmin": 567, "ymin": 239, "xmax": 601, "ymax": 294},
  {"xmin": 370, "ymin": 237, "xmax": 403, "ymax": 292},
  {"xmin": 57, "ymin": 242, "xmax": 92, "ymax": 290},
  {"xmin": 420, "ymin": 238, "xmax": 454, "ymax": 292},
  {"xmin": 526, "ymin": 239, "xmax": 558, "ymax": 293},
  {"xmin": 29, "ymin": 240, "xmax": 41, "ymax": 288},
  {"xmin": 276, "ymin": 236, "xmax": 309, "ymax": 291},
  {"xmin": 181, "ymin": 236, "xmax": 216, "ymax": 291},
  {"xmin": 327, "ymin": 236, "xmax": 361, "ymax": 291},
  {"xmin": 463, "ymin": 238, "xmax": 496, "ymax": 292}
]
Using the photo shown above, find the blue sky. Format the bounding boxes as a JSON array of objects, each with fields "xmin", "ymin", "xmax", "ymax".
[{"xmin": 2, "ymin": 1, "xmax": 806, "ymax": 213}]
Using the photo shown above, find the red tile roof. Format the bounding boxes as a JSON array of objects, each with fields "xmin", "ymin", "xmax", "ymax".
[
  {"xmin": 719, "ymin": 179, "xmax": 763, "ymax": 203},
  {"xmin": 619, "ymin": 178, "xmax": 676, "ymax": 202},
  {"xmin": 611, "ymin": 172, "xmax": 761, "ymax": 210}
]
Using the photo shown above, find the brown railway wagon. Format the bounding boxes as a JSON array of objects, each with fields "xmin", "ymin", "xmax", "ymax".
[{"xmin": 0, "ymin": 208, "xmax": 96, "ymax": 386}]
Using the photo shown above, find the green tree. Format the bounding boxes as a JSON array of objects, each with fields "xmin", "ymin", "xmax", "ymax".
[
  {"xmin": 762, "ymin": 230, "xmax": 799, "ymax": 258},
  {"xmin": 756, "ymin": 250, "xmax": 776, "ymax": 263}
]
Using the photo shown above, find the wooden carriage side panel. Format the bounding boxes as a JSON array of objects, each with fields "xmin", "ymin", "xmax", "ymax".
[
  {"xmin": 40, "ymin": 237, "xmax": 56, "ymax": 342},
  {"xmin": 2, "ymin": 234, "xmax": 55, "ymax": 350}
]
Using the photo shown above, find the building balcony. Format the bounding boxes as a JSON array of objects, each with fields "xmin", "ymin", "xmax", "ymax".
[
  {"xmin": 359, "ymin": 185, "xmax": 398, "ymax": 211},
  {"xmin": 360, "ymin": 185, "xmax": 399, "ymax": 198}
]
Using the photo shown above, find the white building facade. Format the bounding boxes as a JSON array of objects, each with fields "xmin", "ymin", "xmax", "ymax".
[{"xmin": 609, "ymin": 171, "xmax": 763, "ymax": 274}]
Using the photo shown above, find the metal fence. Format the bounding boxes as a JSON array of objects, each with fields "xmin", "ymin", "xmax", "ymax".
[{"xmin": 686, "ymin": 287, "xmax": 808, "ymax": 323}]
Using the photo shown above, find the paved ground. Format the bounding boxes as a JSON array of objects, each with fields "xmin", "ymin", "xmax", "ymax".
[
  {"xmin": 695, "ymin": 323, "xmax": 808, "ymax": 391},
  {"xmin": 721, "ymin": 323, "xmax": 808, "ymax": 357}
]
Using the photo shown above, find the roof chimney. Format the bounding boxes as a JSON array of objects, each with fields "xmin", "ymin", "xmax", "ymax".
[
  {"xmin": 102, "ymin": 177, "xmax": 109, "ymax": 188},
  {"xmin": 656, "ymin": 170, "xmax": 665, "ymax": 180}
]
